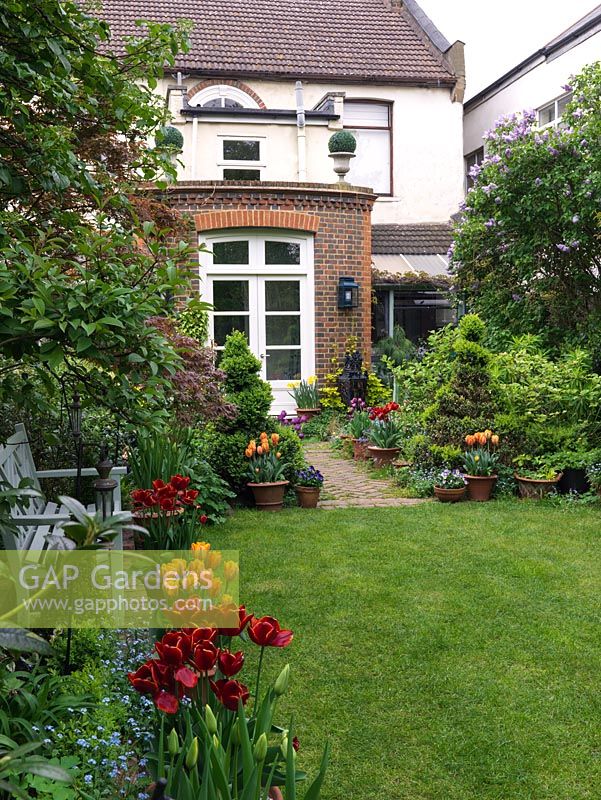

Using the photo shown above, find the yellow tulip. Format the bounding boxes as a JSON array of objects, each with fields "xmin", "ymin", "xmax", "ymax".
[
  {"xmin": 191, "ymin": 541, "xmax": 211, "ymax": 553},
  {"xmin": 206, "ymin": 550, "xmax": 222, "ymax": 570},
  {"xmin": 209, "ymin": 577, "xmax": 223, "ymax": 598},
  {"xmin": 491, "ymin": 434, "xmax": 500, "ymax": 446},
  {"xmin": 224, "ymin": 560, "xmax": 239, "ymax": 581}
]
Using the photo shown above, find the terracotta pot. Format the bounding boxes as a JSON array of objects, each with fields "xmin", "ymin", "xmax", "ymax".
[
  {"xmin": 248, "ymin": 481, "xmax": 289, "ymax": 511},
  {"xmin": 295, "ymin": 486, "xmax": 320, "ymax": 508},
  {"xmin": 367, "ymin": 446, "xmax": 401, "ymax": 467},
  {"xmin": 296, "ymin": 408, "xmax": 320, "ymax": 421},
  {"xmin": 352, "ymin": 438, "xmax": 369, "ymax": 460},
  {"xmin": 465, "ymin": 474, "xmax": 497, "ymax": 501},
  {"xmin": 434, "ymin": 486, "xmax": 466, "ymax": 503},
  {"xmin": 515, "ymin": 472, "xmax": 562, "ymax": 499},
  {"xmin": 268, "ymin": 789, "xmax": 283, "ymax": 800}
]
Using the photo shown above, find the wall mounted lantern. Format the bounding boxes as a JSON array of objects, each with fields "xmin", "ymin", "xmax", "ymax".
[{"xmin": 338, "ymin": 276, "xmax": 359, "ymax": 309}]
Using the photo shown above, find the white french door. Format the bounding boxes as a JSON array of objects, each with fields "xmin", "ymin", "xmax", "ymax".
[{"xmin": 200, "ymin": 232, "xmax": 314, "ymax": 413}]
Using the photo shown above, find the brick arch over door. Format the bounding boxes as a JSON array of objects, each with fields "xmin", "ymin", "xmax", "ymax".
[
  {"xmin": 195, "ymin": 210, "xmax": 320, "ymax": 233},
  {"xmin": 187, "ymin": 79, "xmax": 266, "ymax": 109}
]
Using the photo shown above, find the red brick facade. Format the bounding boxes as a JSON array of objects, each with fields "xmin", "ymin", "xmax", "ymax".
[{"xmin": 165, "ymin": 181, "xmax": 376, "ymax": 378}]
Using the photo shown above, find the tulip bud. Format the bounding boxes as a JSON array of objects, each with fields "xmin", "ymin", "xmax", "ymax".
[
  {"xmin": 213, "ymin": 734, "xmax": 220, "ymax": 751},
  {"xmin": 273, "ymin": 664, "xmax": 290, "ymax": 697},
  {"xmin": 205, "ymin": 704, "xmax": 217, "ymax": 735},
  {"xmin": 280, "ymin": 735, "xmax": 296, "ymax": 762},
  {"xmin": 185, "ymin": 737, "xmax": 199, "ymax": 770},
  {"xmin": 253, "ymin": 732, "xmax": 268, "ymax": 763},
  {"xmin": 167, "ymin": 728, "xmax": 179, "ymax": 757}
]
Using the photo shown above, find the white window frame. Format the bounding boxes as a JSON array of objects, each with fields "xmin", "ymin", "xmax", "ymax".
[
  {"xmin": 198, "ymin": 231, "xmax": 315, "ymax": 399},
  {"xmin": 537, "ymin": 92, "xmax": 572, "ymax": 129},
  {"xmin": 188, "ymin": 84, "xmax": 260, "ymax": 109},
  {"xmin": 217, "ymin": 135, "xmax": 266, "ymax": 180},
  {"xmin": 343, "ymin": 100, "xmax": 393, "ymax": 196},
  {"xmin": 465, "ymin": 146, "xmax": 484, "ymax": 192}
]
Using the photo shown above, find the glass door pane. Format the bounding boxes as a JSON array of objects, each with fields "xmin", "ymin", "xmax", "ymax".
[
  {"xmin": 262, "ymin": 279, "xmax": 302, "ymax": 381},
  {"xmin": 211, "ymin": 279, "xmax": 250, "ymax": 347}
]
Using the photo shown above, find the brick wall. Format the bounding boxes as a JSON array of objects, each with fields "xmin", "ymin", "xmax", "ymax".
[{"xmin": 164, "ymin": 181, "xmax": 376, "ymax": 378}]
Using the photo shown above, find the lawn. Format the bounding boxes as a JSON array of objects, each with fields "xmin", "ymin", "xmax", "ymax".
[{"xmin": 210, "ymin": 501, "xmax": 601, "ymax": 800}]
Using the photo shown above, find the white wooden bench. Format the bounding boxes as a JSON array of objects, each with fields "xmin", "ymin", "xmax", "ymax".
[{"xmin": 0, "ymin": 423, "xmax": 126, "ymax": 551}]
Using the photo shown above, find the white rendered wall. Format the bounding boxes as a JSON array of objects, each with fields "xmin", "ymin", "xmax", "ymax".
[
  {"xmin": 464, "ymin": 32, "xmax": 601, "ymax": 156},
  {"xmin": 158, "ymin": 77, "xmax": 464, "ymax": 225}
]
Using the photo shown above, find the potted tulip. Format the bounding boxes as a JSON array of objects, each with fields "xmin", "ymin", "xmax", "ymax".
[
  {"xmin": 294, "ymin": 465, "xmax": 324, "ymax": 508},
  {"xmin": 128, "ymin": 606, "xmax": 329, "ymax": 800},
  {"xmin": 288, "ymin": 377, "xmax": 321, "ymax": 419},
  {"xmin": 346, "ymin": 404, "xmax": 371, "ymax": 461},
  {"xmin": 130, "ymin": 475, "xmax": 208, "ymax": 549},
  {"xmin": 513, "ymin": 456, "xmax": 562, "ymax": 499},
  {"xmin": 461, "ymin": 430, "xmax": 500, "ymax": 501},
  {"xmin": 367, "ymin": 402, "xmax": 403, "ymax": 466},
  {"xmin": 245, "ymin": 433, "xmax": 289, "ymax": 511},
  {"xmin": 433, "ymin": 469, "xmax": 468, "ymax": 502}
]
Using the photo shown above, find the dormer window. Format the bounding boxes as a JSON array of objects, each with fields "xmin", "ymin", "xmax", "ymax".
[{"xmin": 188, "ymin": 84, "xmax": 261, "ymax": 110}]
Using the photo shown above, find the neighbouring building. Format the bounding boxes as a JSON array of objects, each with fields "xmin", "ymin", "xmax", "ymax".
[
  {"xmin": 100, "ymin": 0, "xmax": 465, "ymax": 410},
  {"xmin": 464, "ymin": 4, "xmax": 601, "ymax": 190}
]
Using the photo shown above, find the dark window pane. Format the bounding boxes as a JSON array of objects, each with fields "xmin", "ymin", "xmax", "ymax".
[
  {"xmin": 265, "ymin": 280, "xmax": 300, "ymax": 311},
  {"xmin": 266, "ymin": 315, "xmax": 300, "ymax": 346},
  {"xmin": 224, "ymin": 98, "xmax": 243, "ymax": 108},
  {"xmin": 213, "ymin": 280, "xmax": 249, "ymax": 312},
  {"xmin": 557, "ymin": 93, "xmax": 572, "ymax": 116},
  {"xmin": 223, "ymin": 140, "xmax": 260, "ymax": 160},
  {"xmin": 213, "ymin": 315, "xmax": 249, "ymax": 346},
  {"xmin": 212, "ymin": 241, "xmax": 249, "ymax": 264},
  {"xmin": 266, "ymin": 349, "xmax": 301, "ymax": 380},
  {"xmin": 539, "ymin": 103, "xmax": 555, "ymax": 125},
  {"xmin": 265, "ymin": 241, "xmax": 301, "ymax": 265},
  {"xmin": 223, "ymin": 169, "xmax": 261, "ymax": 180},
  {"xmin": 202, "ymin": 98, "xmax": 223, "ymax": 108}
]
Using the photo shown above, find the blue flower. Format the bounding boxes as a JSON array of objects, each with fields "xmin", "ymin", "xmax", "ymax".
[{"xmin": 84, "ymin": 775, "xmax": 93, "ymax": 785}]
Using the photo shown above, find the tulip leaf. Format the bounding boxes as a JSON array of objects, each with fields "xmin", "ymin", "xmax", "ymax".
[
  {"xmin": 237, "ymin": 701, "xmax": 254, "ymax": 785},
  {"xmin": 285, "ymin": 717, "xmax": 296, "ymax": 800},
  {"xmin": 302, "ymin": 741, "xmax": 330, "ymax": 800}
]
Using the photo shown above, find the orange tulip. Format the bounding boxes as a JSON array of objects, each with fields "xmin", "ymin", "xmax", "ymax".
[
  {"xmin": 244, "ymin": 447, "xmax": 252, "ymax": 458},
  {"xmin": 249, "ymin": 440, "xmax": 256, "ymax": 449},
  {"xmin": 260, "ymin": 432, "xmax": 268, "ymax": 441},
  {"xmin": 271, "ymin": 433, "xmax": 280, "ymax": 445},
  {"xmin": 465, "ymin": 434, "xmax": 476, "ymax": 447},
  {"xmin": 276, "ymin": 451, "xmax": 282, "ymax": 458},
  {"xmin": 477, "ymin": 432, "xmax": 487, "ymax": 446},
  {"xmin": 491, "ymin": 434, "xmax": 499, "ymax": 446},
  {"xmin": 262, "ymin": 440, "xmax": 270, "ymax": 453},
  {"xmin": 191, "ymin": 541, "xmax": 211, "ymax": 553},
  {"xmin": 257, "ymin": 445, "xmax": 263, "ymax": 455}
]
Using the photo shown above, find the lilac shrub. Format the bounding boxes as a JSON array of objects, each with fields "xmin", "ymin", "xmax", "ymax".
[{"xmin": 451, "ymin": 62, "xmax": 601, "ymax": 349}]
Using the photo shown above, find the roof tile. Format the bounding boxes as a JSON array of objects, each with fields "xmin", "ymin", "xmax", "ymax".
[
  {"xmin": 98, "ymin": 0, "xmax": 455, "ymax": 84},
  {"xmin": 372, "ymin": 223, "xmax": 453, "ymax": 254}
]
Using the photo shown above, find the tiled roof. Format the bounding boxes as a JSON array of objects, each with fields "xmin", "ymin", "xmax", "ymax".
[
  {"xmin": 98, "ymin": 0, "xmax": 456, "ymax": 84},
  {"xmin": 372, "ymin": 223, "xmax": 453, "ymax": 254}
]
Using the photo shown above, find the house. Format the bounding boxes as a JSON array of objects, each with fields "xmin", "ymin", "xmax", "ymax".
[
  {"xmin": 464, "ymin": 4, "xmax": 601, "ymax": 190},
  {"xmin": 100, "ymin": 0, "xmax": 465, "ymax": 410}
]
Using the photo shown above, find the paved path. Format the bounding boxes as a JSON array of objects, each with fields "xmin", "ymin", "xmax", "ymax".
[{"xmin": 303, "ymin": 442, "xmax": 424, "ymax": 509}]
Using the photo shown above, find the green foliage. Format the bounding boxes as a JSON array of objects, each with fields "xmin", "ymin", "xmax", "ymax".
[
  {"xmin": 457, "ymin": 313, "xmax": 486, "ymax": 342},
  {"xmin": 156, "ymin": 125, "xmax": 184, "ymax": 150},
  {"xmin": 328, "ymin": 130, "xmax": 357, "ymax": 153},
  {"xmin": 451, "ymin": 62, "xmax": 601, "ymax": 349},
  {"xmin": 366, "ymin": 372, "xmax": 392, "ymax": 405},
  {"xmin": 175, "ymin": 300, "xmax": 210, "ymax": 344},
  {"xmin": 288, "ymin": 378, "xmax": 320, "ymax": 409},
  {"xmin": 0, "ymin": 1, "xmax": 193, "ymax": 426},
  {"xmin": 219, "ymin": 332, "xmax": 272, "ymax": 431},
  {"xmin": 373, "ymin": 326, "xmax": 416, "ymax": 384},
  {"xmin": 300, "ymin": 409, "xmax": 345, "ymax": 441}
]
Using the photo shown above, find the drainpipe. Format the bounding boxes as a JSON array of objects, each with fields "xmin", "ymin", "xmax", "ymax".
[{"xmin": 295, "ymin": 81, "xmax": 307, "ymax": 181}]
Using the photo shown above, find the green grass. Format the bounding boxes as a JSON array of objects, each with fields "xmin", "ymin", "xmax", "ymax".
[{"xmin": 210, "ymin": 501, "xmax": 601, "ymax": 800}]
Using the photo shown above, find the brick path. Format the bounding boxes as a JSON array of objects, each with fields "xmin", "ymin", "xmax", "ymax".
[{"xmin": 303, "ymin": 442, "xmax": 424, "ymax": 509}]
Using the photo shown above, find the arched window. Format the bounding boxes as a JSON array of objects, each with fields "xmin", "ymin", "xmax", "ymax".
[{"xmin": 188, "ymin": 84, "xmax": 260, "ymax": 110}]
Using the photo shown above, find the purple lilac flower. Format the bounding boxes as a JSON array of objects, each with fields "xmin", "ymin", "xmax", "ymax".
[
  {"xmin": 482, "ymin": 183, "xmax": 498, "ymax": 195},
  {"xmin": 562, "ymin": 84, "xmax": 572, "ymax": 92},
  {"xmin": 548, "ymin": 147, "xmax": 560, "ymax": 157},
  {"xmin": 573, "ymin": 108, "xmax": 584, "ymax": 118},
  {"xmin": 495, "ymin": 196, "xmax": 502, "ymax": 204},
  {"xmin": 580, "ymin": 138, "xmax": 588, "ymax": 147}
]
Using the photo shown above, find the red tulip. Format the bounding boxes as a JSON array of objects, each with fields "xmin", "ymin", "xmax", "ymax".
[
  {"xmin": 217, "ymin": 649, "xmax": 245, "ymax": 677},
  {"xmin": 160, "ymin": 631, "xmax": 193, "ymax": 662},
  {"xmin": 218, "ymin": 605, "xmax": 253, "ymax": 637},
  {"xmin": 199, "ymin": 514, "xmax": 208, "ymax": 524},
  {"xmin": 152, "ymin": 479, "xmax": 168, "ymax": 490},
  {"xmin": 189, "ymin": 627, "xmax": 218, "ymax": 645},
  {"xmin": 180, "ymin": 489, "xmax": 199, "ymax": 505},
  {"xmin": 174, "ymin": 666, "xmax": 198, "ymax": 689},
  {"xmin": 248, "ymin": 616, "xmax": 293, "ymax": 648},
  {"xmin": 128, "ymin": 662, "xmax": 159, "ymax": 696},
  {"xmin": 155, "ymin": 691, "xmax": 179, "ymax": 714},
  {"xmin": 192, "ymin": 641, "xmax": 218, "ymax": 672},
  {"xmin": 293, "ymin": 736, "xmax": 300, "ymax": 752},
  {"xmin": 210, "ymin": 678, "xmax": 250, "ymax": 711},
  {"xmin": 155, "ymin": 642, "xmax": 185, "ymax": 667},
  {"xmin": 170, "ymin": 474, "xmax": 191, "ymax": 491}
]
